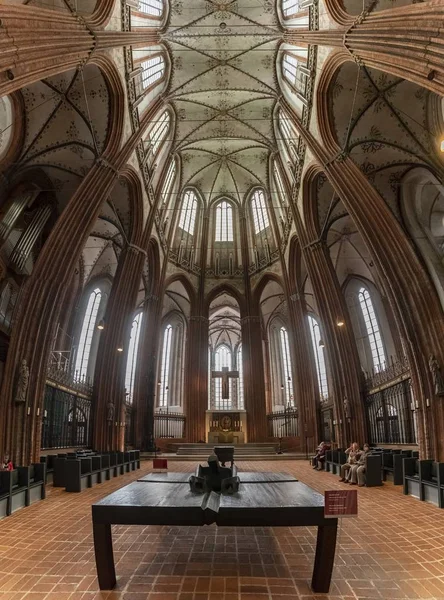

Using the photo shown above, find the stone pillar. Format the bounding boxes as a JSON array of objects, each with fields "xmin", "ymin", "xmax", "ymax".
[
  {"xmin": 0, "ymin": 97, "xmax": 163, "ymax": 465},
  {"xmin": 185, "ymin": 314, "xmax": 209, "ymax": 442},
  {"xmin": 93, "ymin": 246, "xmax": 145, "ymax": 452},
  {"xmin": 0, "ymin": 4, "xmax": 161, "ymax": 97},
  {"xmin": 9, "ymin": 204, "xmax": 52, "ymax": 273},
  {"xmin": 285, "ymin": 0, "xmax": 444, "ymax": 96}
]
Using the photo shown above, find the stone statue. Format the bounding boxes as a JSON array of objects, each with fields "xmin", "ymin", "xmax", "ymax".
[
  {"xmin": 343, "ymin": 396, "xmax": 351, "ymax": 419},
  {"xmin": 15, "ymin": 359, "xmax": 29, "ymax": 403},
  {"xmin": 107, "ymin": 401, "xmax": 115, "ymax": 422},
  {"xmin": 429, "ymin": 355, "xmax": 444, "ymax": 396}
]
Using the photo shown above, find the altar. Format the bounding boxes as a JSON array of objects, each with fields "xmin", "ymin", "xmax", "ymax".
[{"xmin": 206, "ymin": 410, "xmax": 247, "ymax": 443}]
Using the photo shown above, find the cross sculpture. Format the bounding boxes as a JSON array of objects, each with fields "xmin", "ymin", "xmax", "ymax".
[{"xmin": 211, "ymin": 366, "xmax": 239, "ymax": 399}]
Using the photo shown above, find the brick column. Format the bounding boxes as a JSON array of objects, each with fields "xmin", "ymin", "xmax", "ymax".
[
  {"xmin": 285, "ymin": 0, "xmax": 444, "ymax": 96},
  {"xmin": 286, "ymin": 97, "xmax": 444, "ymax": 460},
  {"xmin": 0, "ymin": 4, "xmax": 160, "ymax": 97},
  {"xmin": 0, "ymin": 96, "xmax": 163, "ymax": 465},
  {"xmin": 93, "ymin": 246, "xmax": 145, "ymax": 452}
]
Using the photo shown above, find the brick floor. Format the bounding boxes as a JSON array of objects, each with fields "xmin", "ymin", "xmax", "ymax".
[{"xmin": 0, "ymin": 460, "xmax": 444, "ymax": 599}]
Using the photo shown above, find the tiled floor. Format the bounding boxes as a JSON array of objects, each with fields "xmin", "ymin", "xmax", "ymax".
[{"xmin": 0, "ymin": 461, "xmax": 444, "ymax": 600}]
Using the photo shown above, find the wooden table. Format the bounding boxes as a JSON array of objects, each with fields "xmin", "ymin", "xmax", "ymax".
[{"xmin": 91, "ymin": 472, "xmax": 338, "ymax": 593}]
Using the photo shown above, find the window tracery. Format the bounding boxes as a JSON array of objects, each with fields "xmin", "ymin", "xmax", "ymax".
[
  {"xmin": 280, "ymin": 327, "xmax": 294, "ymax": 406},
  {"xmin": 358, "ymin": 287, "xmax": 386, "ymax": 372},
  {"xmin": 308, "ymin": 315, "xmax": 329, "ymax": 402},
  {"xmin": 148, "ymin": 110, "xmax": 170, "ymax": 156},
  {"xmin": 282, "ymin": 53, "xmax": 306, "ymax": 94},
  {"xmin": 251, "ymin": 189, "xmax": 270, "ymax": 234},
  {"xmin": 215, "ymin": 201, "xmax": 233, "ymax": 242},
  {"xmin": 214, "ymin": 344, "xmax": 232, "ymax": 410},
  {"xmin": 159, "ymin": 323, "xmax": 172, "ymax": 407},
  {"xmin": 138, "ymin": 0, "xmax": 163, "ymax": 16},
  {"xmin": 75, "ymin": 288, "xmax": 102, "ymax": 379},
  {"xmin": 125, "ymin": 312, "xmax": 143, "ymax": 405},
  {"xmin": 237, "ymin": 344, "xmax": 244, "ymax": 410},
  {"xmin": 141, "ymin": 55, "xmax": 165, "ymax": 90},
  {"xmin": 278, "ymin": 110, "xmax": 299, "ymax": 164},
  {"xmin": 282, "ymin": 0, "xmax": 299, "ymax": 17},
  {"xmin": 178, "ymin": 190, "xmax": 198, "ymax": 235}
]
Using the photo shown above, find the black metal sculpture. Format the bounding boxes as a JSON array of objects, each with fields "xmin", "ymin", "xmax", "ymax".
[{"xmin": 189, "ymin": 453, "xmax": 240, "ymax": 494}]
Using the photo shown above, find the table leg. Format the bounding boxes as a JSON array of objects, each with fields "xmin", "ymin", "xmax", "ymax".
[
  {"xmin": 93, "ymin": 522, "xmax": 116, "ymax": 590},
  {"xmin": 311, "ymin": 520, "xmax": 338, "ymax": 593}
]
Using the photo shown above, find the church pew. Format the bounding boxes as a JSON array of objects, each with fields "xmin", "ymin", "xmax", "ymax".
[
  {"xmin": 325, "ymin": 449, "xmax": 346, "ymax": 474},
  {"xmin": 382, "ymin": 450, "xmax": 412, "ymax": 485},
  {"xmin": 403, "ymin": 457, "xmax": 421, "ymax": 499},
  {"xmin": 0, "ymin": 468, "xmax": 29, "ymax": 516},
  {"xmin": 404, "ymin": 459, "xmax": 444, "ymax": 507},
  {"xmin": 40, "ymin": 454, "xmax": 56, "ymax": 484},
  {"xmin": 26, "ymin": 464, "xmax": 46, "ymax": 506},
  {"xmin": 364, "ymin": 454, "xmax": 383, "ymax": 487},
  {"xmin": 65, "ymin": 457, "xmax": 93, "ymax": 492}
]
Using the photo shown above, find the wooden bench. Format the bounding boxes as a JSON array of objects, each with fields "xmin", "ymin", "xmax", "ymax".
[
  {"xmin": 65, "ymin": 457, "xmax": 94, "ymax": 492},
  {"xmin": 26, "ymin": 464, "xmax": 46, "ymax": 506},
  {"xmin": 363, "ymin": 454, "xmax": 383, "ymax": 487}
]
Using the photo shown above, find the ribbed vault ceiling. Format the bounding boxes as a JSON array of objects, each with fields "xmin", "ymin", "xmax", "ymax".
[{"xmin": 166, "ymin": 0, "xmax": 280, "ymax": 205}]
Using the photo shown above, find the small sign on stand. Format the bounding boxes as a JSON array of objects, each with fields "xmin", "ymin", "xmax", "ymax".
[
  {"xmin": 153, "ymin": 458, "xmax": 168, "ymax": 473},
  {"xmin": 324, "ymin": 490, "xmax": 358, "ymax": 518}
]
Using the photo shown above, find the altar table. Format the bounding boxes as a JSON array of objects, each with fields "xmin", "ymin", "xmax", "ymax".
[{"xmin": 91, "ymin": 472, "xmax": 338, "ymax": 593}]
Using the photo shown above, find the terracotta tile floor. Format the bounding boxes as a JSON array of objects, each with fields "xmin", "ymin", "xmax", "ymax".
[{"xmin": 0, "ymin": 460, "xmax": 444, "ymax": 600}]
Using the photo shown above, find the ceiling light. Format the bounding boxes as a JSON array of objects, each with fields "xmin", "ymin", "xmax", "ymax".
[
  {"xmin": 318, "ymin": 339, "xmax": 325, "ymax": 348},
  {"xmin": 117, "ymin": 346, "xmax": 123, "ymax": 352},
  {"xmin": 97, "ymin": 319, "xmax": 104, "ymax": 330},
  {"xmin": 337, "ymin": 319, "xmax": 344, "ymax": 327}
]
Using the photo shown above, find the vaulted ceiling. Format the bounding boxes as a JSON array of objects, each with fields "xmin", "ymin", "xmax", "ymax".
[{"xmin": 166, "ymin": 0, "xmax": 280, "ymax": 207}]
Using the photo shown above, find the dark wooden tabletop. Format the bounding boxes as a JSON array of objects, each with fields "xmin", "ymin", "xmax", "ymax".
[{"xmin": 92, "ymin": 472, "xmax": 328, "ymax": 527}]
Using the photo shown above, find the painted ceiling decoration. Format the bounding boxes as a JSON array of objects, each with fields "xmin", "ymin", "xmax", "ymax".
[{"xmin": 164, "ymin": 0, "xmax": 281, "ymax": 209}]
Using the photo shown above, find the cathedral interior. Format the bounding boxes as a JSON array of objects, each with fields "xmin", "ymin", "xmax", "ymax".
[{"xmin": 1, "ymin": 0, "xmax": 444, "ymax": 597}]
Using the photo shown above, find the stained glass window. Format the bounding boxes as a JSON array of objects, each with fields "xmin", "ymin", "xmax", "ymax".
[
  {"xmin": 251, "ymin": 189, "xmax": 270, "ymax": 234},
  {"xmin": 75, "ymin": 288, "xmax": 102, "ymax": 379},
  {"xmin": 125, "ymin": 312, "xmax": 143, "ymax": 405},
  {"xmin": 159, "ymin": 324, "xmax": 172, "ymax": 407},
  {"xmin": 358, "ymin": 288, "xmax": 386, "ymax": 372},
  {"xmin": 141, "ymin": 55, "xmax": 165, "ymax": 90},
  {"xmin": 308, "ymin": 315, "xmax": 329, "ymax": 402},
  {"xmin": 178, "ymin": 190, "xmax": 198, "ymax": 235}
]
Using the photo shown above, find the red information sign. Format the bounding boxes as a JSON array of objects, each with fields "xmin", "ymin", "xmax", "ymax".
[
  {"xmin": 324, "ymin": 490, "xmax": 358, "ymax": 518},
  {"xmin": 153, "ymin": 458, "xmax": 168, "ymax": 472}
]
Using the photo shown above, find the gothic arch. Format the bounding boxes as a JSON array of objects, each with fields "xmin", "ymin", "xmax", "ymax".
[
  {"xmin": 119, "ymin": 167, "xmax": 145, "ymax": 246},
  {"xmin": 205, "ymin": 284, "xmax": 246, "ymax": 317},
  {"xmin": 163, "ymin": 273, "xmax": 197, "ymax": 312}
]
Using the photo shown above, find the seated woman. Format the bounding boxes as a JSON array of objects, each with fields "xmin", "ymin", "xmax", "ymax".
[
  {"xmin": 339, "ymin": 443, "xmax": 360, "ymax": 482},
  {"xmin": 312, "ymin": 442, "xmax": 329, "ymax": 470},
  {"xmin": 349, "ymin": 444, "xmax": 371, "ymax": 486}
]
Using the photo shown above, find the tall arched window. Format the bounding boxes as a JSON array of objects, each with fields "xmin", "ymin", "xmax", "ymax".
[
  {"xmin": 282, "ymin": 53, "xmax": 306, "ymax": 94},
  {"xmin": 139, "ymin": 0, "xmax": 163, "ymax": 16},
  {"xmin": 237, "ymin": 344, "xmax": 244, "ymax": 409},
  {"xmin": 215, "ymin": 201, "xmax": 233, "ymax": 241},
  {"xmin": 149, "ymin": 111, "xmax": 170, "ymax": 155},
  {"xmin": 308, "ymin": 315, "xmax": 329, "ymax": 402},
  {"xmin": 159, "ymin": 324, "xmax": 172, "ymax": 407},
  {"xmin": 280, "ymin": 327, "xmax": 294, "ymax": 406},
  {"xmin": 251, "ymin": 189, "xmax": 269, "ymax": 234},
  {"xmin": 214, "ymin": 344, "xmax": 232, "ymax": 410},
  {"xmin": 178, "ymin": 190, "xmax": 198, "ymax": 235},
  {"xmin": 125, "ymin": 312, "xmax": 143, "ymax": 405},
  {"xmin": 75, "ymin": 288, "xmax": 102, "ymax": 379},
  {"xmin": 282, "ymin": 0, "xmax": 299, "ymax": 17},
  {"xmin": 141, "ymin": 55, "xmax": 165, "ymax": 90},
  {"xmin": 161, "ymin": 159, "xmax": 176, "ymax": 205},
  {"xmin": 358, "ymin": 287, "xmax": 386, "ymax": 372},
  {"xmin": 278, "ymin": 110, "xmax": 299, "ymax": 163}
]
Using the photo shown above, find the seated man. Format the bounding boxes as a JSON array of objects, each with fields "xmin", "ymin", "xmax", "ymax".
[
  {"xmin": 349, "ymin": 444, "xmax": 371, "ymax": 486},
  {"xmin": 312, "ymin": 442, "xmax": 328, "ymax": 470},
  {"xmin": 339, "ymin": 442, "xmax": 360, "ymax": 482}
]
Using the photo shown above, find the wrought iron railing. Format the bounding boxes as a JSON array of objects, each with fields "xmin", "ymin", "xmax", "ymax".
[
  {"xmin": 364, "ymin": 356, "xmax": 410, "ymax": 391},
  {"xmin": 154, "ymin": 411, "xmax": 185, "ymax": 439},
  {"xmin": 46, "ymin": 351, "xmax": 93, "ymax": 397},
  {"xmin": 41, "ymin": 384, "xmax": 92, "ymax": 449},
  {"xmin": 267, "ymin": 407, "xmax": 299, "ymax": 438}
]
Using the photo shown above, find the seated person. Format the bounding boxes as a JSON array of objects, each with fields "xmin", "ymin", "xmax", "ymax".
[
  {"xmin": 312, "ymin": 442, "xmax": 329, "ymax": 470},
  {"xmin": 349, "ymin": 443, "xmax": 371, "ymax": 486},
  {"xmin": 339, "ymin": 442, "xmax": 360, "ymax": 482},
  {"xmin": 1, "ymin": 457, "xmax": 13, "ymax": 471}
]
